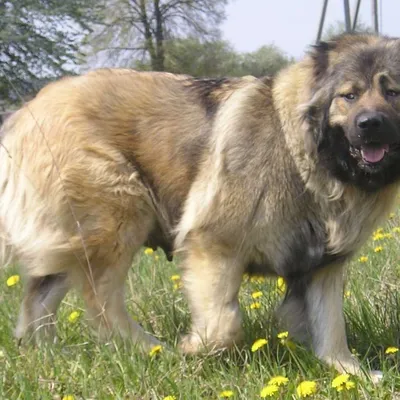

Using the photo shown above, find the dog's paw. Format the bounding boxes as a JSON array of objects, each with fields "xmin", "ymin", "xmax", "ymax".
[
  {"xmin": 179, "ymin": 331, "xmax": 241, "ymax": 355},
  {"xmin": 179, "ymin": 332, "xmax": 205, "ymax": 354},
  {"xmin": 369, "ymin": 370, "xmax": 383, "ymax": 384}
]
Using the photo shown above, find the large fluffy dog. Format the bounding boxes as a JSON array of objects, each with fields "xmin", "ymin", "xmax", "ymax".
[{"xmin": 1, "ymin": 34, "xmax": 400, "ymax": 379}]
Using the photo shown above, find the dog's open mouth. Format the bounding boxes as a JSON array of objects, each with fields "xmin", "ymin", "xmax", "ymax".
[
  {"xmin": 349, "ymin": 144, "xmax": 391, "ymax": 165},
  {"xmin": 360, "ymin": 144, "xmax": 389, "ymax": 163}
]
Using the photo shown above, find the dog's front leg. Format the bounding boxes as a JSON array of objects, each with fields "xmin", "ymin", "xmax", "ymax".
[
  {"xmin": 305, "ymin": 265, "xmax": 359, "ymax": 372},
  {"xmin": 178, "ymin": 233, "xmax": 245, "ymax": 354},
  {"xmin": 306, "ymin": 265, "xmax": 382, "ymax": 382}
]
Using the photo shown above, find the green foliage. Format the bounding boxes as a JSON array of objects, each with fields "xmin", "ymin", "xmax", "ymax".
[
  {"xmin": 239, "ymin": 44, "xmax": 294, "ymax": 77},
  {"xmin": 0, "ymin": 0, "xmax": 101, "ymax": 104},
  {"xmin": 135, "ymin": 38, "xmax": 240, "ymax": 76},
  {"xmin": 163, "ymin": 38, "xmax": 240, "ymax": 77},
  {"xmin": 135, "ymin": 37, "xmax": 293, "ymax": 78}
]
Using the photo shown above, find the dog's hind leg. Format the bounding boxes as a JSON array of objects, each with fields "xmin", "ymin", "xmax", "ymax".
[
  {"xmin": 76, "ymin": 219, "xmax": 162, "ymax": 351},
  {"xmin": 15, "ymin": 274, "xmax": 69, "ymax": 343},
  {"xmin": 277, "ymin": 277, "xmax": 310, "ymax": 345},
  {"xmin": 79, "ymin": 257, "xmax": 161, "ymax": 350}
]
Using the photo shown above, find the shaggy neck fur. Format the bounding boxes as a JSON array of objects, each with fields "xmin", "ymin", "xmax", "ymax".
[{"xmin": 272, "ymin": 59, "xmax": 342, "ymax": 200}]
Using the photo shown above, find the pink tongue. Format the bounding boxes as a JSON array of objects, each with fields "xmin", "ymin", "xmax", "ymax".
[{"xmin": 361, "ymin": 145, "xmax": 389, "ymax": 163}]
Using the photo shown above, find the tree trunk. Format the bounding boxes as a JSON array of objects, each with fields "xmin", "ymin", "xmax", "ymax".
[
  {"xmin": 138, "ymin": 0, "xmax": 158, "ymax": 70},
  {"xmin": 153, "ymin": 0, "xmax": 165, "ymax": 71}
]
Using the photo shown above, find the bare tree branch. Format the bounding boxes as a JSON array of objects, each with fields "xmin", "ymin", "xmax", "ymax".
[
  {"xmin": 98, "ymin": 46, "xmax": 147, "ymax": 52},
  {"xmin": 83, "ymin": 0, "xmax": 228, "ymax": 70}
]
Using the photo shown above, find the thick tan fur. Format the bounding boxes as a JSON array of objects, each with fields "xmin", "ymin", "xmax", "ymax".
[{"xmin": 1, "ymin": 36, "xmax": 399, "ymax": 380}]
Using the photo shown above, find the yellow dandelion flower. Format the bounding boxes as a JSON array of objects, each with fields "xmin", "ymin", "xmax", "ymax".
[
  {"xmin": 249, "ymin": 302, "xmax": 261, "ymax": 309},
  {"xmin": 373, "ymin": 232, "xmax": 384, "ymax": 241},
  {"xmin": 268, "ymin": 376, "xmax": 289, "ymax": 387},
  {"xmin": 219, "ymin": 390, "xmax": 234, "ymax": 398},
  {"xmin": 277, "ymin": 331, "xmax": 295, "ymax": 347},
  {"xmin": 344, "ymin": 290, "xmax": 351, "ymax": 298},
  {"xmin": 276, "ymin": 277, "xmax": 286, "ymax": 294},
  {"xmin": 251, "ymin": 291, "xmax": 263, "ymax": 299},
  {"xmin": 251, "ymin": 338, "xmax": 268, "ymax": 352},
  {"xmin": 170, "ymin": 275, "xmax": 181, "ymax": 281},
  {"xmin": 149, "ymin": 344, "xmax": 163, "ymax": 357},
  {"xmin": 163, "ymin": 396, "xmax": 176, "ymax": 400},
  {"xmin": 374, "ymin": 246, "xmax": 383, "ymax": 253},
  {"xmin": 6, "ymin": 275, "xmax": 20, "ymax": 287},
  {"xmin": 144, "ymin": 247, "xmax": 154, "ymax": 255},
  {"xmin": 296, "ymin": 380, "xmax": 317, "ymax": 397},
  {"xmin": 393, "ymin": 227, "xmax": 400, "ymax": 233},
  {"xmin": 344, "ymin": 381, "xmax": 355, "ymax": 390},
  {"xmin": 332, "ymin": 374, "xmax": 356, "ymax": 392},
  {"xmin": 67, "ymin": 311, "xmax": 80, "ymax": 323},
  {"xmin": 358, "ymin": 256, "xmax": 368, "ymax": 263},
  {"xmin": 333, "ymin": 374, "xmax": 350, "ymax": 385},
  {"xmin": 62, "ymin": 396, "xmax": 75, "ymax": 400},
  {"xmin": 385, "ymin": 346, "xmax": 399, "ymax": 354},
  {"xmin": 250, "ymin": 276, "xmax": 265, "ymax": 284},
  {"xmin": 173, "ymin": 282, "xmax": 183, "ymax": 291},
  {"xmin": 260, "ymin": 385, "xmax": 279, "ymax": 397},
  {"xmin": 332, "ymin": 373, "xmax": 348, "ymax": 388},
  {"xmin": 277, "ymin": 331, "xmax": 289, "ymax": 340}
]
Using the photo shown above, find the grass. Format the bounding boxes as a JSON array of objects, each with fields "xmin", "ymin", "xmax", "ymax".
[{"xmin": 1, "ymin": 217, "xmax": 400, "ymax": 399}]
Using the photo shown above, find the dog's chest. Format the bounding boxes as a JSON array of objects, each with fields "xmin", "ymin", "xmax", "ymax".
[
  {"xmin": 324, "ymin": 184, "xmax": 399, "ymax": 256},
  {"xmin": 246, "ymin": 187, "xmax": 397, "ymax": 279},
  {"xmin": 247, "ymin": 218, "xmax": 351, "ymax": 280}
]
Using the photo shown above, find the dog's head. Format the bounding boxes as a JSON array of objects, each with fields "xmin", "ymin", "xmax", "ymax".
[{"xmin": 304, "ymin": 34, "xmax": 400, "ymax": 191}]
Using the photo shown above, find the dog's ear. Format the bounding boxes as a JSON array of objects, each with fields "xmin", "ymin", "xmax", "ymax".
[
  {"xmin": 309, "ymin": 40, "xmax": 337, "ymax": 82},
  {"xmin": 300, "ymin": 73, "xmax": 334, "ymax": 155},
  {"xmin": 302, "ymin": 94, "xmax": 331, "ymax": 156},
  {"xmin": 309, "ymin": 33, "xmax": 376, "ymax": 82},
  {"xmin": 301, "ymin": 40, "xmax": 340, "ymax": 155}
]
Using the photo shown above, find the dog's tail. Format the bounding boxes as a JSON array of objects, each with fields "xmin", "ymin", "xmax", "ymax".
[
  {"xmin": 0, "ymin": 125, "xmax": 65, "ymax": 274},
  {"xmin": 0, "ymin": 126, "xmax": 17, "ymax": 268},
  {"xmin": 0, "ymin": 222, "xmax": 15, "ymax": 268},
  {"xmin": 0, "ymin": 110, "xmax": 91, "ymax": 276}
]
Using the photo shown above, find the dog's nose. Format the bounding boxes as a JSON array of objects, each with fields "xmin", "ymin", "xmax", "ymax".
[{"xmin": 357, "ymin": 112, "xmax": 383, "ymax": 130}]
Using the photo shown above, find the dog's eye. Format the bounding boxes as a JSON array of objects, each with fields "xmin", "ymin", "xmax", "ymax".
[
  {"xmin": 341, "ymin": 93, "xmax": 356, "ymax": 101},
  {"xmin": 386, "ymin": 89, "xmax": 399, "ymax": 97}
]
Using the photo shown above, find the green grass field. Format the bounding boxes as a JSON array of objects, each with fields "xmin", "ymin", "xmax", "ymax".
[{"xmin": 1, "ymin": 213, "xmax": 399, "ymax": 400}]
